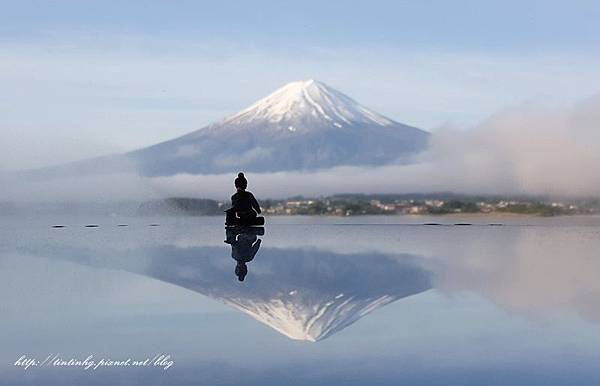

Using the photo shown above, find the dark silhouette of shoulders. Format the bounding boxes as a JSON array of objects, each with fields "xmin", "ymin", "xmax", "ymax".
[{"xmin": 231, "ymin": 190, "xmax": 261, "ymax": 214}]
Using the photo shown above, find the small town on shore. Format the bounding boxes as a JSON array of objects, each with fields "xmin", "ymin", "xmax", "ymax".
[
  {"xmin": 4, "ymin": 194, "xmax": 599, "ymax": 217},
  {"xmin": 259, "ymin": 194, "xmax": 600, "ymax": 216},
  {"xmin": 133, "ymin": 194, "xmax": 600, "ymax": 217}
]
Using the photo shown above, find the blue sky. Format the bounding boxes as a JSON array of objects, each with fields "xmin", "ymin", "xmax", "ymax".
[
  {"xmin": 2, "ymin": 0, "xmax": 600, "ymax": 169},
  {"xmin": 3, "ymin": 1, "xmax": 600, "ymax": 51}
]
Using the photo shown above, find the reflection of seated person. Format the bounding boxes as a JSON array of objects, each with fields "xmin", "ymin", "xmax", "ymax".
[
  {"xmin": 226, "ymin": 172, "xmax": 261, "ymax": 225},
  {"xmin": 225, "ymin": 228, "xmax": 262, "ymax": 281}
]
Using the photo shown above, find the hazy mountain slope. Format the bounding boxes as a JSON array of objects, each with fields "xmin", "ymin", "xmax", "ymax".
[
  {"xmin": 20, "ymin": 80, "xmax": 429, "ymax": 178},
  {"xmin": 129, "ymin": 80, "xmax": 429, "ymax": 175}
]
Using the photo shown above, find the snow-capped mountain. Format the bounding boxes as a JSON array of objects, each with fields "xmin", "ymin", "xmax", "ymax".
[
  {"xmin": 22, "ymin": 79, "xmax": 429, "ymax": 177},
  {"xmin": 127, "ymin": 79, "xmax": 429, "ymax": 175}
]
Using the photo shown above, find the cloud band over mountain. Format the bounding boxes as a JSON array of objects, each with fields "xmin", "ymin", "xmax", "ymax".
[{"xmin": 3, "ymin": 90, "xmax": 600, "ymax": 201}]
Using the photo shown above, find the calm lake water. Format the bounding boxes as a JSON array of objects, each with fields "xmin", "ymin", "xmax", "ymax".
[{"xmin": 1, "ymin": 215, "xmax": 600, "ymax": 385}]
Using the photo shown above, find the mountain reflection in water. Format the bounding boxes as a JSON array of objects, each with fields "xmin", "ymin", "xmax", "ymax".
[
  {"xmin": 8, "ymin": 218, "xmax": 600, "ymax": 344},
  {"xmin": 95, "ymin": 228, "xmax": 431, "ymax": 341},
  {"xmin": 3, "ymin": 218, "xmax": 600, "ymax": 385}
]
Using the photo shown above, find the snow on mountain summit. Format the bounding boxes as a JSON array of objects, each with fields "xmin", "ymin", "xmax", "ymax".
[
  {"xmin": 126, "ymin": 80, "xmax": 430, "ymax": 174},
  {"xmin": 220, "ymin": 79, "xmax": 395, "ymax": 130}
]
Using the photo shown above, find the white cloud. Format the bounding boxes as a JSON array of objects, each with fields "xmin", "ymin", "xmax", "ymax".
[
  {"xmin": 147, "ymin": 95, "xmax": 600, "ymax": 199},
  {"xmin": 3, "ymin": 94, "xmax": 600, "ymax": 202}
]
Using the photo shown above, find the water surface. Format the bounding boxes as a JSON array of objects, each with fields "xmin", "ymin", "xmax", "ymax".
[{"xmin": 1, "ymin": 215, "xmax": 600, "ymax": 385}]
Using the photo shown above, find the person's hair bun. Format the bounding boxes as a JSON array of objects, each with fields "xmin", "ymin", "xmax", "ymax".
[{"xmin": 238, "ymin": 172, "xmax": 244, "ymax": 178}]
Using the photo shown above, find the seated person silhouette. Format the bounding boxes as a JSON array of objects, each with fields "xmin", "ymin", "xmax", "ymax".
[
  {"xmin": 224, "ymin": 228, "xmax": 262, "ymax": 281},
  {"xmin": 225, "ymin": 172, "xmax": 264, "ymax": 226}
]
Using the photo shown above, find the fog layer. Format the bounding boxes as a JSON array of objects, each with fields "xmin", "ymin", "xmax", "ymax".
[{"xmin": 2, "ymin": 95, "xmax": 600, "ymax": 202}]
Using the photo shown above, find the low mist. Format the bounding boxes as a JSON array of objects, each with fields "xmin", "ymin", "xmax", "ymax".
[
  {"xmin": 2, "ymin": 94, "xmax": 600, "ymax": 204},
  {"xmin": 150, "ymin": 93, "xmax": 600, "ymax": 200}
]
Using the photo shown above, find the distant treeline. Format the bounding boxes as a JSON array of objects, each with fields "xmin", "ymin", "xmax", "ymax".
[
  {"xmin": 0, "ymin": 198, "xmax": 223, "ymax": 216},
  {"xmin": 138, "ymin": 198, "xmax": 222, "ymax": 216}
]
